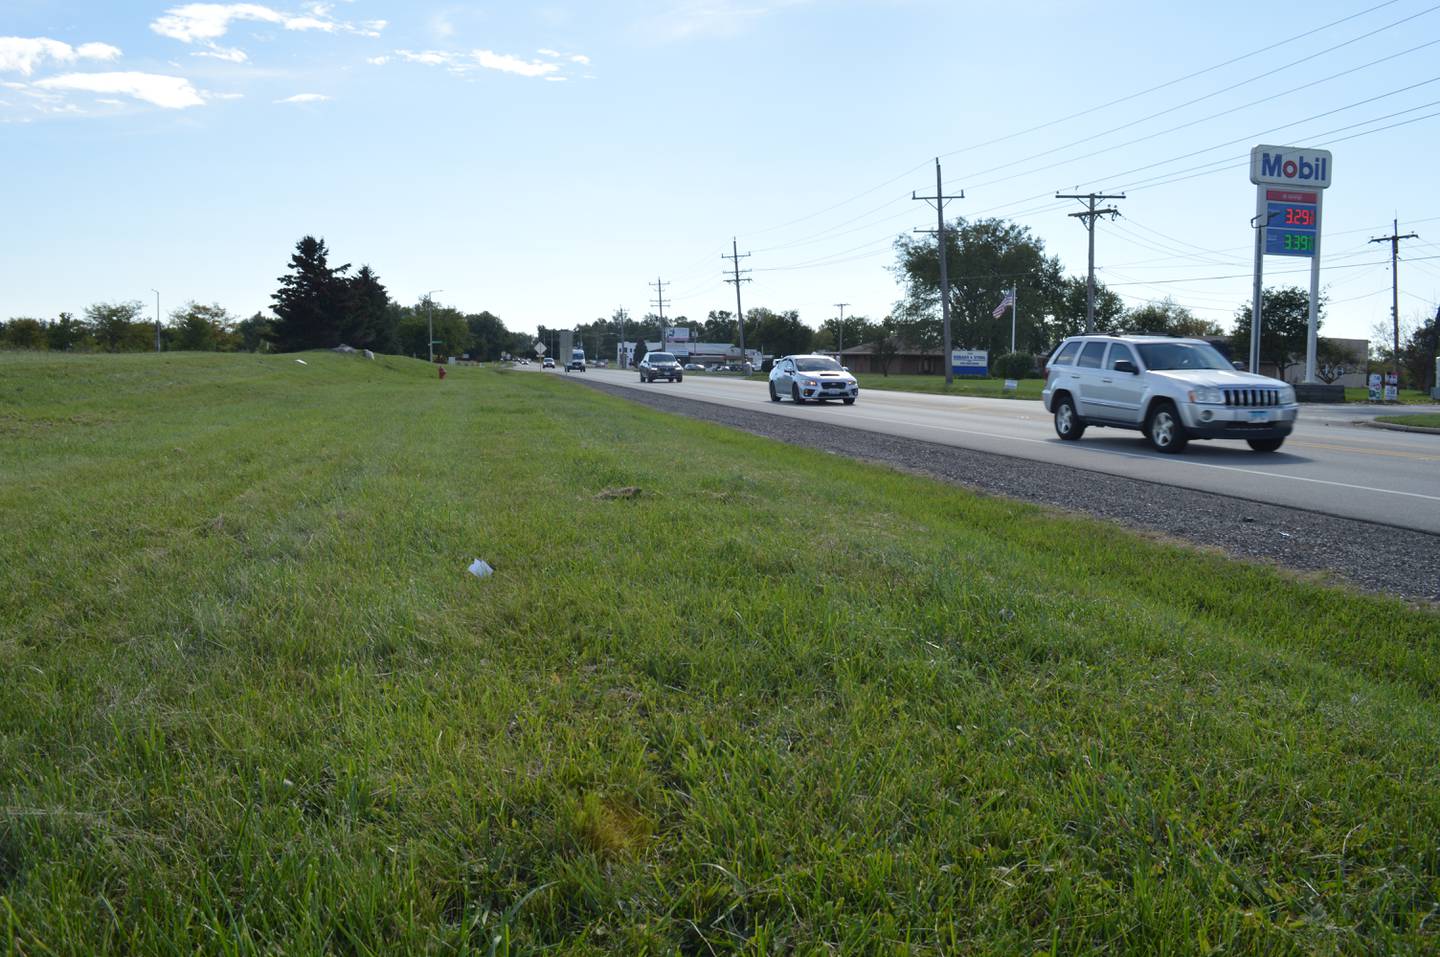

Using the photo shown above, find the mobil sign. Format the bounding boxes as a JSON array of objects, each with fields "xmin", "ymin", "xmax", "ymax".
[{"xmin": 1250, "ymin": 144, "xmax": 1333, "ymax": 189}]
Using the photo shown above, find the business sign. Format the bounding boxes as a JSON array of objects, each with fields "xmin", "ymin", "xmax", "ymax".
[
  {"xmin": 951, "ymin": 349, "xmax": 988, "ymax": 376},
  {"xmin": 1264, "ymin": 189, "xmax": 1319, "ymax": 258},
  {"xmin": 665, "ymin": 327, "xmax": 691, "ymax": 343},
  {"xmin": 1250, "ymin": 145, "xmax": 1332, "ymax": 189}
]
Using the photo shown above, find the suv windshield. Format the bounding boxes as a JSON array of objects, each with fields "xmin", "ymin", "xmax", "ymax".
[
  {"xmin": 649, "ymin": 353, "xmax": 676, "ymax": 363},
  {"xmin": 794, "ymin": 357, "xmax": 841, "ymax": 372},
  {"xmin": 1135, "ymin": 342, "xmax": 1231, "ymax": 371}
]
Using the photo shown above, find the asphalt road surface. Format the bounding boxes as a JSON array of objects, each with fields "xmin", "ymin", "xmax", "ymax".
[{"xmin": 548, "ymin": 367, "xmax": 1440, "ymax": 535}]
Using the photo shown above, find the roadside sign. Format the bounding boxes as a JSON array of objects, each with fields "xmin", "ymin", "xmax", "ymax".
[
  {"xmin": 1368, "ymin": 373, "xmax": 1382, "ymax": 402},
  {"xmin": 1249, "ymin": 144, "xmax": 1332, "ymax": 383},
  {"xmin": 534, "ymin": 341, "xmax": 546, "ymax": 355},
  {"xmin": 1250, "ymin": 145, "xmax": 1332, "ymax": 189},
  {"xmin": 951, "ymin": 349, "xmax": 988, "ymax": 377},
  {"xmin": 1263, "ymin": 189, "xmax": 1319, "ymax": 257}
]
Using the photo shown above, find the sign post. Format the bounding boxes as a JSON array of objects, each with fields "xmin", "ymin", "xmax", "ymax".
[{"xmin": 1249, "ymin": 145, "xmax": 1332, "ymax": 384}]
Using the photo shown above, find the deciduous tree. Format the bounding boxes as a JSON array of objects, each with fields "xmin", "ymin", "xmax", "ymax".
[{"xmin": 1232, "ymin": 287, "xmax": 1323, "ymax": 379}]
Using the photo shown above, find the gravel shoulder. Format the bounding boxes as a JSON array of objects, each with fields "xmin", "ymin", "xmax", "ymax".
[{"xmin": 575, "ymin": 378, "xmax": 1440, "ymax": 605}]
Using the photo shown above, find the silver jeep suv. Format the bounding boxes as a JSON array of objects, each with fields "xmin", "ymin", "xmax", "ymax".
[{"xmin": 1041, "ymin": 335, "xmax": 1298, "ymax": 453}]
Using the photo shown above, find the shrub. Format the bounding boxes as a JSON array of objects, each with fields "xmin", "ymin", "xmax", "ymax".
[{"xmin": 994, "ymin": 351, "xmax": 1036, "ymax": 379}]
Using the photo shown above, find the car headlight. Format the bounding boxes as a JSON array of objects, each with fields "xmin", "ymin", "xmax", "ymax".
[
  {"xmin": 1187, "ymin": 388, "xmax": 1225, "ymax": 404},
  {"xmin": 1279, "ymin": 385, "xmax": 1296, "ymax": 404},
  {"xmin": 804, "ymin": 379, "xmax": 819, "ymax": 388}
]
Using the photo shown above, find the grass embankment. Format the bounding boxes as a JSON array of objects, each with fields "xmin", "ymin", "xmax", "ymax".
[
  {"xmin": 2, "ymin": 351, "xmax": 1438, "ymax": 955},
  {"xmin": 1344, "ymin": 386, "xmax": 1432, "ymax": 404},
  {"xmin": 1376, "ymin": 413, "xmax": 1440, "ymax": 429}
]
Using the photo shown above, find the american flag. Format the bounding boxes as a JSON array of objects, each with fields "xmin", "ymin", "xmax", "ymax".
[{"xmin": 992, "ymin": 289, "xmax": 1016, "ymax": 319}]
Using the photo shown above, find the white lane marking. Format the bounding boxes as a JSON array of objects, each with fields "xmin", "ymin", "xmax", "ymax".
[{"xmin": 591, "ymin": 375, "xmax": 1440, "ymax": 504}]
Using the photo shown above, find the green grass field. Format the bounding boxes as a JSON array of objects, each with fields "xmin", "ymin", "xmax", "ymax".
[
  {"xmin": 3, "ymin": 351, "xmax": 1438, "ymax": 955},
  {"xmin": 1344, "ymin": 386, "xmax": 1432, "ymax": 405},
  {"xmin": 1376, "ymin": 413, "xmax": 1440, "ymax": 429},
  {"xmin": 850, "ymin": 375, "xmax": 1045, "ymax": 400}
]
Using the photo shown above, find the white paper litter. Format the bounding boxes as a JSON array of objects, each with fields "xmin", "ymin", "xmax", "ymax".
[
  {"xmin": 467, "ymin": 559, "xmax": 494, "ymax": 578},
  {"xmin": 295, "ymin": 359, "xmax": 307, "ymax": 365}
]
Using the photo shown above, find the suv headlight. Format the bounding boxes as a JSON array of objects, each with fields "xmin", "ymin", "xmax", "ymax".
[
  {"xmin": 1187, "ymin": 388, "xmax": 1225, "ymax": 405},
  {"xmin": 1279, "ymin": 385, "xmax": 1296, "ymax": 404}
]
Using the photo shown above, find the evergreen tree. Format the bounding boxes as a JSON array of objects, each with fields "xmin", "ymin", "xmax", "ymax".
[
  {"xmin": 343, "ymin": 265, "xmax": 396, "ymax": 352},
  {"xmin": 270, "ymin": 236, "xmax": 351, "ymax": 351}
]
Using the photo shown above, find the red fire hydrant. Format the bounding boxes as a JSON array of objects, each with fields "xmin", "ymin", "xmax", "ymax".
[{"xmin": 438, "ymin": 365, "xmax": 447, "ymax": 380}]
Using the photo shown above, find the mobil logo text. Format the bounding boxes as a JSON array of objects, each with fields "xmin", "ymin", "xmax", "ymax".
[{"xmin": 1250, "ymin": 144, "xmax": 1333, "ymax": 189}]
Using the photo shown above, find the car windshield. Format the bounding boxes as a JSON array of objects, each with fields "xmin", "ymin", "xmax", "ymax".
[
  {"xmin": 794, "ymin": 357, "xmax": 842, "ymax": 372},
  {"xmin": 650, "ymin": 353, "xmax": 675, "ymax": 362},
  {"xmin": 1135, "ymin": 342, "xmax": 1231, "ymax": 371}
]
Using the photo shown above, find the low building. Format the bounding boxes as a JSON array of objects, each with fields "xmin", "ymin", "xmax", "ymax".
[{"xmin": 833, "ymin": 341, "xmax": 947, "ymax": 376}]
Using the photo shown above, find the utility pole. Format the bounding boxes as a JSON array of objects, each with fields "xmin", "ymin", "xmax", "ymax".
[
  {"xmin": 1057, "ymin": 192, "xmax": 1125, "ymax": 332},
  {"xmin": 833, "ymin": 303, "xmax": 849, "ymax": 359},
  {"xmin": 650, "ymin": 277, "xmax": 669, "ymax": 351},
  {"xmin": 913, "ymin": 159, "xmax": 964, "ymax": 385},
  {"xmin": 723, "ymin": 238, "xmax": 752, "ymax": 363},
  {"xmin": 150, "ymin": 289, "xmax": 161, "ymax": 352},
  {"xmin": 1370, "ymin": 220, "xmax": 1419, "ymax": 394},
  {"xmin": 425, "ymin": 289, "xmax": 443, "ymax": 363}
]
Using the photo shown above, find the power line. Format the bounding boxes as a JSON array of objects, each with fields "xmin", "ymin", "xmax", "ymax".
[
  {"xmin": 936, "ymin": 0, "xmax": 1409, "ymax": 164},
  {"xmin": 738, "ymin": 0, "xmax": 1409, "ymax": 245},
  {"xmin": 946, "ymin": 18, "xmax": 1440, "ymax": 192}
]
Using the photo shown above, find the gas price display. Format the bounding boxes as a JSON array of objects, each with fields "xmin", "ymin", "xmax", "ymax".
[{"xmin": 1264, "ymin": 189, "xmax": 1319, "ymax": 258}]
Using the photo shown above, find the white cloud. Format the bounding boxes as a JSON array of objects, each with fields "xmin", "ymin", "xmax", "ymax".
[
  {"xmin": 544, "ymin": 76, "xmax": 566, "ymax": 82},
  {"xmin": 33, "ymin": 72, "xmax": 205, "ymax": 109},
  {"xmin": 192, "ymin": 46, "xmax": 249, "ymax": 62},
  {"xmin": 473, "ymin": 50, "xmax": 558, "ymax": 78},
  {"xmin": 0, "ymin": 37, "xmax": 123, "ymax": 75},
  {"xmin": 77, "ymin": 43, "xmax": 123, "ymax": 63},
  {"xmin": 537, "ymin": 48, "xmax": 561, "ymax": 57},
  {"xmin": 276, "ymin": 92, "xmax": 329, "ymax": 103},
  {"xmin": 150, "ymin": 3, "xmax": 384, "ymax": 45},
  {"xmin": 570, "ymin": 54, "xmax": 591, "ymax": 64},
  {"xmin": 151, "ymin": 4, "xmax": 287, "ymax": 43},
  {"xmin": 397, "ymin": 49, "xmax": 453, "ymax": 66},
  {"xmin": 640, "ymin": 0, "xmax": 808, "ymax": 41},
  {"xmin": 365, "ymin": 55, "xmax": 390, "ymax": 65}
]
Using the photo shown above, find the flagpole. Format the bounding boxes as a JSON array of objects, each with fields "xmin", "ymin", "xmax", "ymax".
[{"xmin": 1010, "ymin": 286, "xmax": 1018, "ymax": 353}]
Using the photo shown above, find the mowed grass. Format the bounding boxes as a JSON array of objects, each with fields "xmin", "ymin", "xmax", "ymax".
[
  {"xmin": 1376, "ymin": 413, "xmax": 1440, "ymax": 429},
  {"xmin": 2, "ymin": 351, "xmax": 1439, "ymax": 955},
  {"xmin": 851, "ymin": 374, "xmax": 1045, "ymax": 400},
  {"xmin": 1344, "ymin": 386, "xmax": 1432, "ymax": 405}
]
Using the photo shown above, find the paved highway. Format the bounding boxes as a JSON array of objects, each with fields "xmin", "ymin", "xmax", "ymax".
[{"xmin": 542, "ymin": 366, "xmax": 1440, "ymax": 534}]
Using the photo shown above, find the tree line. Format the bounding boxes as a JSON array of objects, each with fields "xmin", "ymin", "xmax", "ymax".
[{"xmin": 0, "ymin": 235, "xmax": 531, "ymax": 362}]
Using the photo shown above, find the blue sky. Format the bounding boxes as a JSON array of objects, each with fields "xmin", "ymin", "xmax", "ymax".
[{"xmin": 5, "ymin": 0, "xmax": 1440, "ymax": 343}]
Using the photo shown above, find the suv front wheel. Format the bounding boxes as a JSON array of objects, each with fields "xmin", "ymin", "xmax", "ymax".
[
  {"xmin": 1053, "ymin": 395, "xmax": 1085, "ymax": 441},
  {"xmin": 1145, "ymin": 401, "xmax": 1189, "ymax": 453}
]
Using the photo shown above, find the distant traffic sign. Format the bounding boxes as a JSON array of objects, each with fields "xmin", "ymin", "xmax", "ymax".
[{"xmin": 534, "ymin": 341, "xmax": 546, "ymax": 355}]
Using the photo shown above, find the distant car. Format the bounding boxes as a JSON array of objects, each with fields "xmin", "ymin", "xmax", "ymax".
[
  {"xmin": 1041, "ymin": 334, "xmax": 1298, "ymax": 453},
  {"xmin": 542, "ymin": 357, "xmax": 555, "ymax": 369},
  {"xmin": 683, "ymin": 363, "xmax": 703, "ymax": 371},
  {"xmin": 639, "ymin": 352, "xmax": 683, "ymax": 383},
  {"xmin": 768, "ymin": 354, "xmax": 859, "ymax": 404}
]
